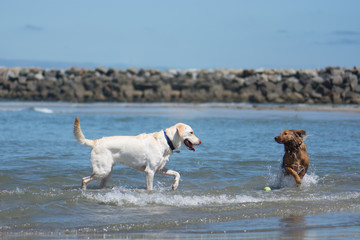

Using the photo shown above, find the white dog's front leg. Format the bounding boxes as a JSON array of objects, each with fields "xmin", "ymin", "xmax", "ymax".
[
  {"xmin": 158, "ymin": 168, "xmax": 180, "ymax": 190},
  {"xmin": 145, "ymin": 168, "xmax": 155, "ymax": 190},
  {"xmin": 82, "ymin": 174, "xmax": 96, "ymax": 190}
]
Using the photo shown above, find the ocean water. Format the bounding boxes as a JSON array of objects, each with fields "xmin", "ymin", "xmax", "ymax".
[{"xmin": 0, "ymin": 102, "xmax": 360, "ymax": 239}]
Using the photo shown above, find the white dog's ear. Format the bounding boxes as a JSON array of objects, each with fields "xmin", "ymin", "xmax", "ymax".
[
  {"xmin": 165, "ymin": 124, "xmax": 183, "ymax": 150},
  {"xmin": 165, "ymin": 125, "xmax": 177, "ymax": 138},
  {"xmin": 176, "ymin": 124, "xmax": 185, "ymax": 138}
]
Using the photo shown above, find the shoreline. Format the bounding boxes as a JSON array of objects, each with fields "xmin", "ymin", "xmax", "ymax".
[
  {"xmin": 3, "ymin": 211, "xmax": 359, "ymax": 240},
  {"xmin": 1, "ymin": 100, "xmax": 360, "ymax": 113}
]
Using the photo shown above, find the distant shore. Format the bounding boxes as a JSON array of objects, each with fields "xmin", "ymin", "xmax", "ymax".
[
  {"xmin": 1, "ymin": 101, "xmax": 360, "ymax": 113},
  {"xmin": 0, "ymin": 66, "xmax": 359, "ymax": 104}
]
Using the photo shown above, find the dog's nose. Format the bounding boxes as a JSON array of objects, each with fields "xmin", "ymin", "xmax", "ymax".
[
  {"xmin": 274, "ymin": 137, "xmax": 278, "ymax": 141},
  {"xmin": 199, "ymin": 139, "xmax": 202, "ymax": 144}
]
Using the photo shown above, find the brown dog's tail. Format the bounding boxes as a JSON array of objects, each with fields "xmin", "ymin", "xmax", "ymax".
[{"xmin": 73, "ymin": 117, "xmax": 95, "ymax": 148}]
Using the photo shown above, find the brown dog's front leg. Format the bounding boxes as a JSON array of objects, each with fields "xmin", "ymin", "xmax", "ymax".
[{"xmin": 286, "ymin": 167, "xmax": 302, "ymax": 185}]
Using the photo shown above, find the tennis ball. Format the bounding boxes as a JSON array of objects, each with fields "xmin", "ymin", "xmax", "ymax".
[{"xmin": 264, "ymin": 187, "xmax": 271, "ymax": 191}]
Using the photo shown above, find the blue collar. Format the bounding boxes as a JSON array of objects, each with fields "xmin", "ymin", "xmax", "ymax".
[{"xmin": 164, "ymin": 131, "xmax": 175, "ymax": 151}]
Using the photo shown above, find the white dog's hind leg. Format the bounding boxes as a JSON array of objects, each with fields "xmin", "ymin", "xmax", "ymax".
[
  {"xmin": 99, "ymin": 170, "xmax": 112, "ymax": 189},
  {"xmin": 88, "ymin": 150, "xmax": 113, "ymax": 189},
  {"xmin": 157, "ymin": 168, "xmax": 180, "ymax": 190}
]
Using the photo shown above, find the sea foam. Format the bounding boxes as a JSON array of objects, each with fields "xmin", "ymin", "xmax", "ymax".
[
  {"xmin": 82, "ymin": 183, "xmax": 359, "ymax": 208},
  {"xmin": 83, "ymin": 188, "xmax": 262, "ymax": 207},
  {"xmin": 33, "ymin": 107, "xmax": 54, "ymax": 114}
]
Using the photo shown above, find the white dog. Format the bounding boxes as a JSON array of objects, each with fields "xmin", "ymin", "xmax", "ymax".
[{"xmin": 74, "ymin": 117, "xmax": 201, "ymax": 190}]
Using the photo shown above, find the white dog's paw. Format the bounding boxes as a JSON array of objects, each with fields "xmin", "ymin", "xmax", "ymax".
[{"xmin": 172, "ymin": 182, "xmax": 179, "ymax": 191}]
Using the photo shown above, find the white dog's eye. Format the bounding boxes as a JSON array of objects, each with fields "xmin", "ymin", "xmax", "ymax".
[{"xmin": 190, "ymin": 131, "xmax": 194, "ymax": 135}]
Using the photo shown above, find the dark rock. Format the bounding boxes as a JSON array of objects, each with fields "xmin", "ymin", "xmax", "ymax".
[
  {"xmin": 248, "ymin": 91, "xmax": 266, "ymax": 103},
  {"xmin": 344, "ymin": 73, "xmax": 358, "ymax": 91},
  {"xmin": 280, "ymin": 69, "xmax": 297, "ymax": 77},
  {"xmin": 268, "ymin": 74, "xmax": 282, "ymax": 83},
  {"xmin": 242, "ymin": 69, "xmax": 255, "ymax": 78},
  {"xmin": 266, "ymin": 93, "xmax": 284, "ymax": 103},
  {"xmin": 310, "ymin": 91, "xmax": 323, "ymax": 99},
  {"xmin": 282, "ymin": 92, "xmax": 305, "ymax": 103},
  {"xmin": 331, "ymin": 91, "xmax": 342, "ymax": 104},
  {"xmin": 0, "ymin": 66, "xmax": 359, "ymax": 104},
  {"xmin": 325, "ymin": 66, "xmax": 343, "ymax": 75},
  {"xmin": 65, "ymin": 66, "xmax": 79, "ymax": 75},
  {"xmin": 315, "ymin": 84, "xmax": 331, "ymax": 96},
  {"xmin": 127, "ymin": 67, "xmax": 138, "ymax": 75},
  {"xmin": 95, "ymin": 66, "xmax": 107, "ymax": 75},
  {"xmin": 106, "ymin": 68, "xmax": 116, "ymax": 76},
  {"xmin": 311, "ymin": 76, "xmax": 325, "ymax": 84},
  {"xmin": 344, "ymin": 91, "xmax": 360, "ymax": 104},
  {"xmin": 7, "ymin": 71, "xmax": 18, "ymax": 81},
  {"xmin": 331, "ymin": 75, "xmax": 343, "ymax": 86}
]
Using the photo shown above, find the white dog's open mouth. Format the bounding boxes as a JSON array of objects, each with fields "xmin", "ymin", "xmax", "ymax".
[{"xmin": 184, "ymin": 139, "xmax": 195, "ymax": 151}]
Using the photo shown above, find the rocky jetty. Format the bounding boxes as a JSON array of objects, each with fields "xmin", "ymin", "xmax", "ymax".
[{"xmin": 0, "ymin": 66, "xmax": 359, "ymax": 104}]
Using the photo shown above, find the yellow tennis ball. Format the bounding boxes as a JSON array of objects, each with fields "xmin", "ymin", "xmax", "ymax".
[{"xmin": 264, "ymin": 187, "xmax": 271, "ymax": 191}]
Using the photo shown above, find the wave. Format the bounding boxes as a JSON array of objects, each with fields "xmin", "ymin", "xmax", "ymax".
[
  {"xmin": 0, "ymin": 107, "xmax": 24, "ymax": 112},
  {"xmin": 83, "ymin": 190, "xmax": 258, "ymax": 207},
  {"xmin": 82, "ymin": 186, "xmax": 360, "ymax": 208},
  {"xmin": 33, "ymin": 107, "xmax": 54, "ymax": 114},
  {"xmin": 0, "ymin": 104, "xmax": 54, "ymax": 113}
]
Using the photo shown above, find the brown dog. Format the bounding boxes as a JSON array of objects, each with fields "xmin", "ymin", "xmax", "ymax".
[{"xmin": 275, "ymin": 129, "xmax": 309, "ymax": 185}]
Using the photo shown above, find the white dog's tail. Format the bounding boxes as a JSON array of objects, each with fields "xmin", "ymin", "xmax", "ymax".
[{"xmin": 74, "ymin": 117, "xmax": 95, "ymax": 148}]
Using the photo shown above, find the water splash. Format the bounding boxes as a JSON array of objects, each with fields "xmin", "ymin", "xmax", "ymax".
[{"xmin": 266, "ymin": 167, "xmax": 319, "ymax": 189}]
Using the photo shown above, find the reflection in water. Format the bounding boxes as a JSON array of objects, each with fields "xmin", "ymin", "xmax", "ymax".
[{"xmin": 280, "ymin": 215, "xmax": 307, "ymax": 239}]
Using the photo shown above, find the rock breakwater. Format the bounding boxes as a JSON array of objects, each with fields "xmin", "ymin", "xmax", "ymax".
[{"xmin": 1, "ymin": 66, "xmax": 359, "ymax": 104}]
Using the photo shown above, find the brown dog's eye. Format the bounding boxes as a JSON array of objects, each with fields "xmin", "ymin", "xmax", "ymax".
[{"xmin": 284, "ymin": 133, "xmax": 287, "ymax": 135}]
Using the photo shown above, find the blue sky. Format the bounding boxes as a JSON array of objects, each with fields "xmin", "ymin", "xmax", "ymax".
[{"xmin": 0, "ymin": 0, "xmax": 359, "ymax": 69}]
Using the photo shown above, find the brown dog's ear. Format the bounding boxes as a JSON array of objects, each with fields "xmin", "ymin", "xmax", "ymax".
[
  {"xmin": 176, "ymin": 124, "xmax": 185, "ymax": 138},
  {"xmin": 295, "ymin": 130, "xmax": 306, "ymax": 137}
]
